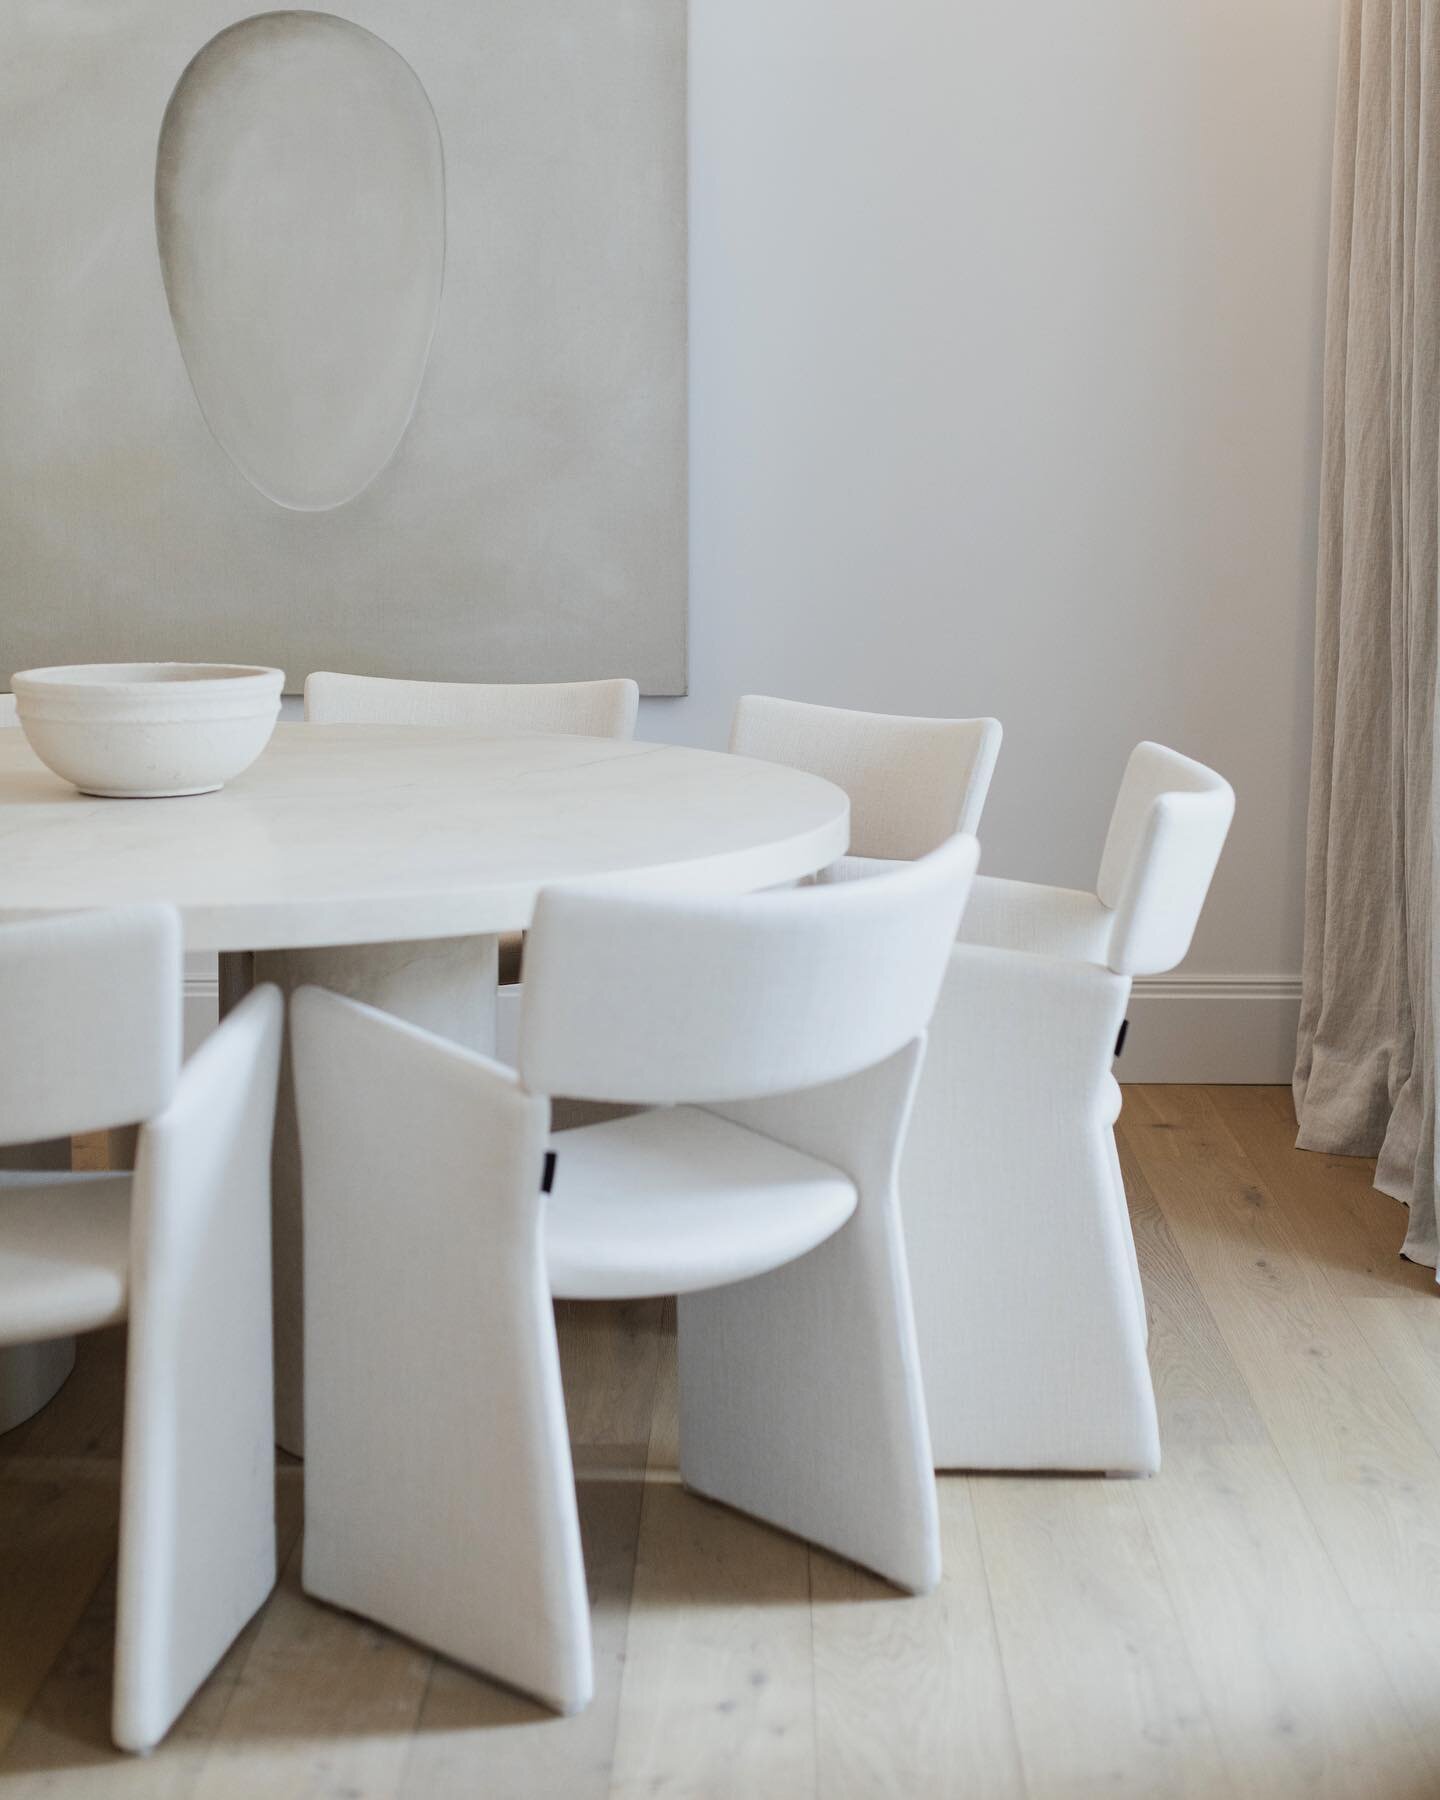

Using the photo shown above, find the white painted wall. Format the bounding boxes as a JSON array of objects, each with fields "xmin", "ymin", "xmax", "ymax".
[
  {"xmin": 638, "ymin": 0, "xmax": 1340, "ymax": 1077},
  {"xmin": 187, "ymin": 1, "xmax": 1339, "ymax": 1078}
]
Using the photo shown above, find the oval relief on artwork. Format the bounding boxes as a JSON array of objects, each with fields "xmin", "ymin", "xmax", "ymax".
[{"xmin": 155, "ymin": 11, "xmax": 446, "ymax": 512}]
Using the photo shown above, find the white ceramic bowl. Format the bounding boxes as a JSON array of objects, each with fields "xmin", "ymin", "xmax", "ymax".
[{"xmin": 11, "ymin": 662, "xmax": 284, "ymax": 797}]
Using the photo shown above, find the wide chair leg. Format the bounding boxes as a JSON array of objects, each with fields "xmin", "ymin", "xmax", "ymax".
[
  {"xmin": 290, "ymin": 988, "xmax": 593, "ymax": 1715},
  {"xmin": 677, "ymin": 1039, "xmax": 941, "ymax": 1594},
  {"xmin": 1104, "ymin": 1116, "xmax": 1148, "ymax": 1343},
  {"xmin": 113, "ymin": 987, "xmax": 284, "ymax": 1752},
  {"xmin": 900, "ymin": 945, "xmax": 1160, "ymax": 1476}
]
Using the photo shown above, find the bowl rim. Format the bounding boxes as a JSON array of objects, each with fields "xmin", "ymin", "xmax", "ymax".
[{"xmin": 12, "ymin": 662, "xmax": 285, "ymax": 696}]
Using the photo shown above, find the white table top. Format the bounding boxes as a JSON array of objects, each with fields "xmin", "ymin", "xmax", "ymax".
[{"xmin": 0, "ymin": 725, "xmax": 850, "ymax": 952}]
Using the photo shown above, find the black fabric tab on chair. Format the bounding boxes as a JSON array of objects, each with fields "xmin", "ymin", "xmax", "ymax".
[
  {"xmin": 1114, "ymin": 1019, "xmax": 1129, "ymax": 1059},
  {"xmin": 541, "ymin": 1150, "xmax": 557, "ymax": 1194}
]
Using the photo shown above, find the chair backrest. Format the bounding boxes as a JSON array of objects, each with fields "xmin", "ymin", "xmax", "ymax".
[
  {"xmin": 518, "ymin": 833, "xmax": 979, "ymax": 1105},
  {"xmin": 729, "ymin": 695, "xmax": 1001, "ymax": 860},
  {"xmin": 304, "ymin": 672, "xmax": 640, "ymax": 740},
  {"xmin": 0, "ymin": 694, "xmax": 17, "ymax": 725},
  {"xmin": 1094, "ymin": 742, "xmax": 1235, "ymax": 976},
  {"xmin": 0, "ymin": 906, "xmax": 182, "ymax": 1144}
]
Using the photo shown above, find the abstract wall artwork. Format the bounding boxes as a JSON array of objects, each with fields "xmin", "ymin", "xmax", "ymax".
[{"xmin": 0, "ymin": 4, "xmax": 687, "ymax": 692}]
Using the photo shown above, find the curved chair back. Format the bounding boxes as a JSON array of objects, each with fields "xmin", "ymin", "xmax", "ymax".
[
  {"xmin": 304, "ymin": 672, "xmax": 640, "ymax": 740},
  {"xmin": 729, "ymin": 695, "xmax": 1001, "ymax": 860},
  {"xmin": 1096, "ymin": 742, "xmax": 1235, "ymax": 976},
  {"xmin": 0, "ymin": 906, "xmax": 182, "ymax": 1145},
  {"xmin": 519, "ymin": 834, "xmax": 979, "ymax": 1105}
]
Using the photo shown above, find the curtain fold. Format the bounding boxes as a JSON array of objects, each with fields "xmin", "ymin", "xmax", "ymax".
[{"xmin": 1294, "ymin": 0, "xmax": 1439, "ymax": 1273}]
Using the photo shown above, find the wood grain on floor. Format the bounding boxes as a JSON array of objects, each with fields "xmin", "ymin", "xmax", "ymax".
[{"xmin": 1, "ymin": 1088, "xmax": 1437, "ymax": 1798}]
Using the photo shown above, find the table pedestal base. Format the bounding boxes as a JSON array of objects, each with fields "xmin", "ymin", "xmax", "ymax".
[
  {"xmin": 0, "ymin": 1336, "xmax": 76, "ymax": 1434},
  {"xmin": 232, "ymin": 936, "xmax": 500, "ymax": 1455},
  {"xmin": 0, "ymin": 1141, "xmax": 79, "ymax": 1432}
]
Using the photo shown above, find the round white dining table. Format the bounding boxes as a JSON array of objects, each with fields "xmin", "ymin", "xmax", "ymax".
[{"xmin": 0, "ymin": 724, "xmax": 851, "ymax": 1448}]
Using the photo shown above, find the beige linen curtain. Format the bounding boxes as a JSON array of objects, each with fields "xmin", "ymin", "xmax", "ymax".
[{"xmin": 1295, "ymin": 0, "xmax": 1439, "ymax": 1272}]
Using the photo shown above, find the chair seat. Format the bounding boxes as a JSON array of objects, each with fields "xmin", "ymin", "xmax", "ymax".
[
  {"xmin": 0, "ymin": 1171, "xmax": 132, "ymax": 1346},
  {"xmin": 545, "ymin": 1107, "xmax": 857, "ymax": 1301},
  {"xmin": 959, "ymin": 876, "xmax": 1115, "ymax": 964}
]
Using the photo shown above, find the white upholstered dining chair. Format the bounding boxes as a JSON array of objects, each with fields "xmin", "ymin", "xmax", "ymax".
[
  {"xmin": 0, "ymin": 906, "xmax": 283, "ymax": 1751},
  {"xmin": 290, "ymin": 834, "xmax": 978, "ymax": 1714},
  {"xmin": 729, "ymin": 694, "xmax": 1002, "ymax": 879},
  {"xmin": 902, "ymin": 741, "xmax": 1235, "ymax": 1475},
  {"xmin": 0, "ymin": 701, "xmax": 70, "ymax": 1190},
  {"xmin": 304, "ymin": 671, "xmax": 640, "ymax": 988}
]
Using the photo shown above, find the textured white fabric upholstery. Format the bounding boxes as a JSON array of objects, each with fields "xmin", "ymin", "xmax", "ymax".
[
  {"xmin": 0, "ymin": 901, "xmax": 137, "ymax": 1432},
  {"xmin": 729, "ymin": 695, "xmax": 1001, "ymax": 860},
  {"xmin": 544, "ymin": 1106, "xmax": 857, "ymax": 1299},
  {"xmin": 303, "ymin": 671, "xmax": 640, "ymax": 740},
  {"xmin": 0, "ymin": 909, "xmax": 282, "ymax": 1752},
  {"xmin": 0, "ymin": 907, "xmax": 182, "ymax": 1146},
  {"xmin": 292, "ymin": 990, "xmax": 590, "ymax": 1713},
  {"xmin": 957, "ymin": 876, "xmax": 1114, "ymax": 963},
  {"xmin": 902, "ymin": 946, "xmax": 1153, "ymax": 1471},
  {"xmin": 290, "ymin": 842, "xmax": 976, "ymax": 1714},
  {"xmin": 113, "ymin": 985, "xmax": 283, "ymax": 1752},
  {"xmin": 519, "ymin": 834, "xmax": 978, "ymax": 1104},
  {"xmin": 1097, "ymin": 742, "xmax": 1236, "ymax": 976},
  {"xmin": 902, "ymin": 741, "xmax": 1233, "ymax": 1473},
  {"xmin": 955, "ymin": 746, "xmax": 1234, "ymax": 979},
  {"xmin": 681, "ymin": 1037, "xmax": 940, "ymax": 1594}
]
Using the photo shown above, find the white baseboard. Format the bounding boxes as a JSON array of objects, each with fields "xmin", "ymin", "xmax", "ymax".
[
  {"xmin": 1120, "ymin": 975, "xmax": 1300, "ymax": 1085},
  {"xmin": 186, "ymin": 970, "xmax": 1304, "ymax": 1084}
]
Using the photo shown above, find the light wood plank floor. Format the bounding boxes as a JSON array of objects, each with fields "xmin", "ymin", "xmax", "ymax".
[{"xmin": 3, "ymin": 1087, "xmax": 1438, "ymax": 1798}]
